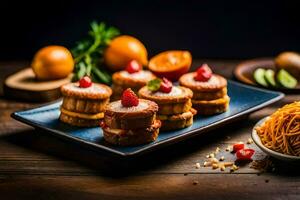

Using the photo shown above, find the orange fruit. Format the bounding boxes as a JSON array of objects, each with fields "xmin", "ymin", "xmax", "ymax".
[
  {"xmin": 104, "ymin": 35, "xmax": 148, "ymax": 71},
  {"xmin": 149, "ymin": 50, "xmax": 192, "ymax": 81},
  {"xmin": 31, "ymin": 45, "xmax": 74, "ymax": 80}
]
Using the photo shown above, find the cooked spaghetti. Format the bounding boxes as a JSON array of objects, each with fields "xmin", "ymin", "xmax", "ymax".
[{"xmin": 256, "ymin": 101, "xmax": 300, "ymax": 156}]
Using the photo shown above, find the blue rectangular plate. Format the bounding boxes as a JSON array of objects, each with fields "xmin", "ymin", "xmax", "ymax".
[{"xmin": 12, "ymin": 80, "xmax": 284, "ymax": 157}]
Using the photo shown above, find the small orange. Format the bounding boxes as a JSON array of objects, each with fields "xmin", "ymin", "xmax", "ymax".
[
  {"xmin": 149, "ymin": 50, "xmax": 192, "ymax": 81},
  {"xmin": 104, "ymin": 35, "xmax": 148, "ymax": 71},
  {"xmin": 31, "ymin": 45, "xmax": 74, "ymax": 80}
]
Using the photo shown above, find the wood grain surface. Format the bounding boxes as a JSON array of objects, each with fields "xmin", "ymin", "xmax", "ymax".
[{"xmin": 0, "ymin": 60, "xmax": 299, "ymax": 200}]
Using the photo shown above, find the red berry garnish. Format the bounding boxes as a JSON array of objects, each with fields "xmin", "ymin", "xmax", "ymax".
[
  {"xmin": 236, "ymin": 149, "xmax": 255, "ymax": 161},
  {"xmin": 125, "ymin": 60, "xmax": 142, "ymax": 74},
  {"xmin": 233, "ymin": 142, "xmax": 245, "ymax": 152},
  {"xmin": 194, "ymin": 63, "xmax": 212, "ymax": 82},
  {"xmin": 159, "ymin": 77, "xmax": 173, "ymax": 93},
  {"xmin": 79, "ymin": 76, "xmax": 92, "ymax": 88},
  {"xmin": 121, "ymin": 88, "xmax": 139, "ymax": 107}
]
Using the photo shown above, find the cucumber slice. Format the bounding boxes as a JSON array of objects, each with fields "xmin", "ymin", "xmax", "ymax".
[
  {"xmin": 277, "ymin": 69, "xmax": 298, "ymax": 88},
  {"xmin": 264, "ymin": 69, "xmax": 277, "ymax": 87},
  {"xmin": 254, "ymin": 68, "xmax": 268, "ymax": 87}
]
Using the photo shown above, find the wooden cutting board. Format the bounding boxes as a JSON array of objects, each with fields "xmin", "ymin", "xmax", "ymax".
[{"xmin": 4, "ymin": 68, "xmax": 72, "ymax": 102}]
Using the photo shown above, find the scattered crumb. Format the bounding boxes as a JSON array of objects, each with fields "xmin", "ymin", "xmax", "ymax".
[
  {"xmin": 204, "ymin": 161, "xmax": 211, "ymax": 167},
  {"xmin": 209, "ymin": 158, "xmax": 219, "ymax": 164},
  {"xmin": 219, "ymin": 156, "xmax": 225, "ymax": 161},
  {"xmin": 220, "ymin": 165, "xmax": 226, "ymax": 171},
  {"xmin": 223, "ymin": 162, "xmax": 234, "ymax": 167},
  {"xmin": 233, "ymin": 164, "xmax": 239, "ymax": 170},
  {"xmin": 206, "ymin": 155, "xmax": 210, "ymax": 158},
  {"xmin": 247, "ymin": 138, "xmax": 254, "ymax": 144},
  {"xmin": 215, "ymin": 147, "xmax": 220, "ymax": 154},
  {"xmin": 195, "ymin": 163, "xmax": 201, "ymax": 169},
  {"xmin": 230, "ymin": 164, "xmax": 239, "ymax": 172},
  {"xmin": 209, "ymin": 153, "xmax": 215, "ymax": 158},
  {"xmin": 212, "ymin": 163, "xmax": 219, "ymax": 169},
  {"xmin": 225, "ymin": 146, "xmax": 231, "ymax": 151},
  {"xmin": 193, "ymin": 180, "xmax": 199, "ymax": 185}
]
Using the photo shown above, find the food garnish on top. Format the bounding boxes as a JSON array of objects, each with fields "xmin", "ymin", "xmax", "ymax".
[
  {"xmin": 179, "ymin": 64, "xmax": 230, "ymax": 115},
  {"xmin": 101, "ymin": 88, "xmax": 161, "ymax": 146}
]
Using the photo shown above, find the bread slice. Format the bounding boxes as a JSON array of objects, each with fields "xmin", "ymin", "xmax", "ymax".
[
  {"xmin": 179, "ymin": 72, "xmax": 227, "ymax": 92},
  {"xmin": 112, "ymin": 70, "xmax": 156, "ymax": 88},
  {"xmin": 157, "ymin": 108, "xmax": 197, "ymax": 131},
  {"xmin": 59, "ymin": 111, "xmax": 103, "ymax": 127},
  {"xmin": 61, "ymin": 96, "xmax": 109, "ymax": 114},
  {"xmin": 192, "ymin": 95, "xmax": 230, "ymax": 115},
  {"xmin": 192, "ymin": 87, "xmax": 227, "ymax": 101},
  {"xmin": 103, "ymin": 120, "xmax": 161, "ymax": 146},
  {"xmin": 61, "ymin": 82, "xmax": 112, "ymax": 100},
  {"xmin": 158, "ymin": 99, "xmax": 192, "ymax": 115},
  {"xmin": 104, "ymin": 99, "xmax": 158, "ymax": 130},
  {"xmin": 138, "ymin": 86, "xmax": 193, "ymax": 104}
]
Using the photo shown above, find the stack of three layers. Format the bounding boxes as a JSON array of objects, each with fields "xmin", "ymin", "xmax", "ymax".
[
  {"xmin": 102, "ymin": 99, "xmax": 161, "ymax": 146},
  {"xmin": 139, "ymin": 86, "xmax": 196, "ymax": 131},
  {"xmin": 180, "ymin": 74, "xmax": 230, "ymax": 115}
]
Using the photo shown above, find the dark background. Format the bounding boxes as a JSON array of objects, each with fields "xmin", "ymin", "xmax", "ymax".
[{"xmin": 1, "ymin": 0, "xmax": 300, "ymax": 60}]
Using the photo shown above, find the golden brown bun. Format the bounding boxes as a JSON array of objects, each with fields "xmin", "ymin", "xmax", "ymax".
[
  {"xmin": 192, "ymin": 95, "xmax": 230, "ymax": 115},
  {"xmin": 158, "ymin": 99, "xmax": 192, "ymax": 115},
  {"xmin": 104, "ymin": 99, "xmax": 158, "ymax": 130},
  {"xmin": 112, "ymin": 70, "xmax": 156, "ymax": 88},
  {"xmin": 61, "ymin": 96, "xmax": 109, "ymax": 114},
  {"xmin": 59, "ymin": 112, "xmax": 102, "ymax": 127},
  {"xmin": 179, "ymin": 72, "xmax": 227, "ymax": 92},
  {"xmin": 157, "ymin": 109, "xmax": 196, "ymax": 131},
  {"xmin": 103, "ymin": 120, "xmax": 161, "ymax": 146},
  {"xmin": 105, "ymin": 99, "xmax": 158, "ymax": 119},
  {"xmin": 192, "ymin": 88, "xmax": 227, "ymax": 101},
  {"xmin": 138, "ymin": 86, "xmax": 193, "ymax": 104},
  {"xmin": 61, "ymin": 82, "xmax": 112, "ymax": 100}
]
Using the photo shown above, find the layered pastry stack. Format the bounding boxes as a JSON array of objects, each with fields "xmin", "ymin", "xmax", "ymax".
[
  {"xmin": 179, "ymin": 64, "xmax": 230, "ymax": 115},
  {"xmin": 60, "ymin": 76, "xmax": 112, "ymax": 127},
  {"xmin": 111, "ymin": 60, "xmax": 156, "ymax": 100},
  {"xmin": 101, "ymin": 88, "xmax": 161, "ymax": 146},
  {"xmin": 139, "ymin": 78, "xmax": 196, "ymax": 131}
]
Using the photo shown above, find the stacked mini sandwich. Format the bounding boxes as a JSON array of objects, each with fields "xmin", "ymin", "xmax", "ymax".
[
  {"xmin": 101, "ymin": 88, "xmax": 161, "ymax": 146},
  {"xmin": 111, "ymin": 60, "xmax": 156, "ymax": 100},
  {"xmin": 179, "ymin": 64, "xmax": 230, "ymax": 115},
  {"xmin": 60, "ymin": 76, "xmax": 112, "ymax": 127},
  {"xmin": 139, "ymin": 78, "xmax": 196, "ymax": 131}
]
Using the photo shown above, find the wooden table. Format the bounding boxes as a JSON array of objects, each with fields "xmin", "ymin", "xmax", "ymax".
[{"xmin": 0, "ymin": 60, "xmax": 299, "ymax": 200}]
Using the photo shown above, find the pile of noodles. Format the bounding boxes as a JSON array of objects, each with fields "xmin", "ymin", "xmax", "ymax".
[{"xmin": 256, "ymin": 101, "xmax": 300, "ymax": 156}]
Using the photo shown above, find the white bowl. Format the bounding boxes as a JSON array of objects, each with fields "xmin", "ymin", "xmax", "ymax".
[{"xmin": 252, "ymin": 117, "xmax": 300, "ymax": 162}]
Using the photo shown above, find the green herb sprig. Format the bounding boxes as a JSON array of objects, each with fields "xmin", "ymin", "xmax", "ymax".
[
  {"xmin": 147, "ymin": 78, "xmax": 162, "ymax": 91},
  {"xmin": 72, "ymin": 21, "xmax": 120, "ymax": 84}
]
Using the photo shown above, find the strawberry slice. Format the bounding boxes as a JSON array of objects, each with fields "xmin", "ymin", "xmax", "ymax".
[
  {"xmin": 233, "ymin": 142, "xmax": 245, "ymax": 152},
  {"xmin": 195, "ymin": 63, "xmax": 212, "ymax": 82},
  {"xmin": 236, "ymin": 149, "xmax": 255, "ymax": 161},
  {"xmin": 121, "ymin": 88, "xmax": 139, "ymax": 107},
  {"xmin": 125, "ymin": 60, "xmax": 142, "ymax": 74},
  {"xmin": 159, "ymin": 78, "xmax": 173, "ymax": 93},
  {"xmin": 79, "ymin": 76, "xmax": 92, "ymax": 88}
]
